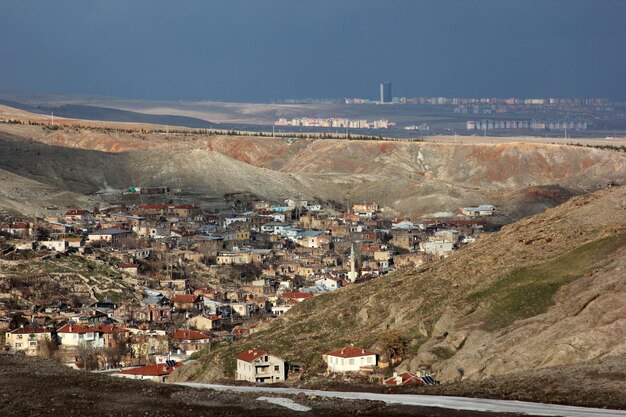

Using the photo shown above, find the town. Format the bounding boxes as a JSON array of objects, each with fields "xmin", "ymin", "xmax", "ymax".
[
  {"xmin": 275, "ymin": 117, "xmax": 394, "ymax": 129},
  {"xmin": 0, "ymin": 192, "xmax": 493, "ymax": 385}
]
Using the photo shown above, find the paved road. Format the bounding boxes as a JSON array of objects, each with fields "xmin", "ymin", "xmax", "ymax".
[{"xmin": 175, "ymin": 382, "xmax": 626, "ymax": 417}]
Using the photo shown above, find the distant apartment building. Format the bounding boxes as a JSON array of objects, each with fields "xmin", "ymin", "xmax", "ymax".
[
  {"xmin": 275, "ymin": 117, "xmax": 392, "ymax": 129},
  {"xmin": 467, "ymin": 119, "xmax": 587, "ymax": 131},
  {"xmin": 380, "ymin": 82, "xmax": 392, "ymax": 103}
]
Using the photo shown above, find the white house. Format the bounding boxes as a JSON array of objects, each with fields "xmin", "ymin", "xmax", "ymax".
[
  {"xmin": 39, "ymin": 240, "xmax": 68, "ymax": 253},
  {"xmin": 5, "ymin": 326, "xmax": 52, "ymax": 356},
  {"xmin": 324, "ymin": 346, "xmax": 377, "ymax": 373},
  {"xmin": 224, "ymin": 217, "xmax": 248, "ymax": 227},
  {"xmin": 56, "ymin": 323, "xmax": 106, "ymax": 349},
  {"xmin": 235, "ymin": 348, "xmax": 286, "ymax": 383},
  {"xmin": 271, "ymin": 305, "xmax": 292, "ymax": 315},
  {"xmin": 315, "ymin": 277, "xmax": 342, "ymax": 291},
  {"xmin": 420, "ymin": 241, "xmax": 454, "ymax": 258},
  {"xmin": 88, "ymin": 229, "xmax": 133, "ymax": 244}
]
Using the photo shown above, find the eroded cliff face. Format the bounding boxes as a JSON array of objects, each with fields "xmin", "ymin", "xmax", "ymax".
[
  {"xmin": 1, "ymin": 123, "xmax": 624, "ymax": 217},
  {"xmin": 172, "ymin": 186, "xmax": 626, "ymax": 384}
]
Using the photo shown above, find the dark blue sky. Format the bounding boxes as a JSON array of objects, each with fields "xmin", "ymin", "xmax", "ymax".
[{"xmin": 1, "ymin": 0, "xmax": 625, "ymax": 102}]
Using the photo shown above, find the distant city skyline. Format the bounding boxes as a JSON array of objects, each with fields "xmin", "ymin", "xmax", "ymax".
[{"xmin": 1, "ymin": 1, "xmax": 626, "ymax": 102}]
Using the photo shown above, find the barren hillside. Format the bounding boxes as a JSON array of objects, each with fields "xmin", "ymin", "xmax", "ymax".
[
  {"xmin": 173, "ymin": 186, "xmax": 626, "ymax": 383},
  {"xmin": 0, "ymin": 119, "xmax": 624, "ymax": 217}
]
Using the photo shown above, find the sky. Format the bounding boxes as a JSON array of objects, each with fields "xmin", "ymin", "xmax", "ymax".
[{"xmin": 1, "ymin": 0, "xmax": 626, "ymax": 102}]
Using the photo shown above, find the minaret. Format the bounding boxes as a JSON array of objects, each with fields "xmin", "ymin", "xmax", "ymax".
[{"xmin": 348, "ymin": 243, "xmax": 358, "ymax": 283}]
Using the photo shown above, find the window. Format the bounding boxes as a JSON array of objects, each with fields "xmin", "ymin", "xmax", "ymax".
[
  {"xmin": 29, "ymin": 341, "xmax": 37, "ymax": 346},
  {"xmin": 349, "ymin": 359, "xmax": 355, "ymax": 365},
  {"xmin": 15, "ymin": 343, "xmax": 22, "ymax": 348},
  {"xmin": 274, "ymin": 366, "xmax": 280, "ymax": 372}
]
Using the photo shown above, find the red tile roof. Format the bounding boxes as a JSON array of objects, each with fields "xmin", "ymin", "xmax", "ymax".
[
  {"xmin": 9, "ymin": 326, "xmax": 49, "ymax": 334},
  {"xmin": 280, "ymin": 292, "xmax": 314, "ymax": 300},
  {"xmin": 325, "ymin": 346, "xmax": 376, "ymax": 358},
  {"xmin": 57, "ymin": 324, "xmax": 127, "ymax": 334},
  {"xmin": 7, "ymin": 222, "xmax": 29, "ymax": 229},
  {"xmin": 384, "ymin": 372, "xmax": 424, "ymax": 386},
  {"xmin": 171, "ymin": 329, "xmax": 210, "ymax": 341},
  {"xmin": 175, "ymin": 204, "xmax": 196, "ymax": 209},
  {"xmin": 120, "ymin": 362, "xmax": 183, "ymax": 377},
  {"xmin": 171, "ymin": 294, "xmax": 200, "ymax": 304},
  {"xmin": 236, "ymin": 348, "xmax": 267, "ymax": 362},
  {"xmin": 65, "ymin": 209, "xmax": 89, "ymax": 216}
]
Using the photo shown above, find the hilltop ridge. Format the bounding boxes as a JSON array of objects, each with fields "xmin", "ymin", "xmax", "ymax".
[{"xmin": 0, "ymin": 115, "xmax": 624, "ymax": 217}]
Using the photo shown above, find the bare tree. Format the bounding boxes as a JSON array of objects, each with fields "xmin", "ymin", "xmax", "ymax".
[{"xmin": 75, "ymin": 343, "xmax": 99, "ymax": 370}]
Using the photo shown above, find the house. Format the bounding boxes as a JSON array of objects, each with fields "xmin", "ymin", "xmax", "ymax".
[
  {"xmin": 285, "ymin": 197, "xmax": 308, "ymax": 209},
  {"xmin": 461, "ymin": 204, "xmax": 495, "ymax": 217},
  {"xmin": 383, "ymin": 372, "xmax": 425, "ymax": 386},
  {"xmin": 171, "ymin": 294, "xmax": 203, "ymax": 311},
  {"xmin": 420, "ymin": 241, "xmax": 454, "ymax": 258},
  {"xmin": 172, "ymin": 204, "xmax": 200, "ymax": 218},
  {"xmin": 229, "ymin": 302, "xmax": 256, "ymax": 318},
  {"xmin": 432, "ymin": 229, "xmax": 459, "ymax": 244},
  {"xmin": 64, "ymin": 209, "xmax": 93, "ymax": 223},
  {"xmin": 296, "ymin": 230, "xmax": 330, "ymax": 249},
  {"xmin": 1, "ymin": 221, "xmax": 31, "ymax": 237},
  {"xmin": 271, "ymin": 305, "xmax": 292, "ymax": 315},
  {"xmin": 39, "ymin": 240, "xmax": 68, "ymax": 253},
  {"xmin": 57, "ymin": 323, "xmax": 128, "ymax": 349},
  {"xmin": 235, "ymin": 348, "xmax": 286, "ymax": 383},
  {"xmin": 393, "ymin": 253, "xmax": 426, "ymax": 268},
  {"xmin": 390, "ymin": 231, "xmax": 420, "ymax": 251},
  {"xmin": 171, "ymin": 329, "xmax": 211, "ymax": 353},
  {"xmin": 5, "ymin": 326, "xmax": 52, "ymax": 356},
  {"xmin": 186, "ymin": 314, "xmax": 221, "ymax": 331},
  {"xmin": 48, "ymin": 222, "xmax": 73, "ymax": 234},
  {"xmin": 352, "ymin": 202, "xmax": 379, "ymax": 217},
  {"xmin": 64, "ymin": 237, "xmax": 85, "ymax": 249},
  {"xmin": 88, "ymin": 229, "xmax": 133, "ymax": 244},
  {"xmin": 142, "ymin": 296, "xmax": 172, "ymax": 322},
  {"xmin": 118, "ymin": 263, "xmax": 140, "ymax": 276},
  {"xmin": 118, "ymin": 362, "xmax": 183, "ymax": 383},
  {"xmin": 324, "ymin": 346, "xmax": 377, "ymax": 373},
  {"xmin": 315, "ymin": 277, "xmax": 342, "ymax": 291}
]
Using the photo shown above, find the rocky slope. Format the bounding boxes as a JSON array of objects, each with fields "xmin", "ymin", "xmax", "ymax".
[
  {"xmin": 0, "ymin": 120, "xmax": 624, "ymax": 217},
  {"xmin": 173, "ymin": 186, "xmax": 626, "ymax": 383}
]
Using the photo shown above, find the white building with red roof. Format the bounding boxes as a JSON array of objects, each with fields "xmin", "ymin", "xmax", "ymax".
[
  {"xmin": 323, "ymin": 346, "xmax": 377, "ymax": 373},
  {"xmin": 57, "ymin": 323, "xmax": 129, "ymax": 349},
  {"xmin": 235, "ymin": 348, "xmax": 286, "ymax": 383},
  {"xmin": 5, "ymin": 326, "xmax": 52, "ymax": 356}
]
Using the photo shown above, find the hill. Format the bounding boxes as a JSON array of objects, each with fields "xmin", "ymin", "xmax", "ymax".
[
  {"xmin": 0, "ymin": 117, "xmax": 624, "ymax": 217},
  {"xmin": 172, "ymin": 185, "xmax": 626, "ymax": 384}
]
